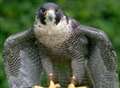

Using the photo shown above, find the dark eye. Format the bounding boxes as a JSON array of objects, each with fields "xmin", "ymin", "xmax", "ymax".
[
  {"xmin": 41, "ymin": 8, "xmax": 46, "ymax": 13},
  {"xmin": 55, "ymin": 9, "xmax": 58, "ymax": 12}
]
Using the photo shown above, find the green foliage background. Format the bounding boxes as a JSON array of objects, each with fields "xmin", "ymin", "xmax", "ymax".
[{"xmin": 0, "ymin": 0, "xmax": 120, "ymax": 87}]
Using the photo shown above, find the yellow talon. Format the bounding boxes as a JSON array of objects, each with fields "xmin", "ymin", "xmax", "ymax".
[
  {"xmin": 48, "ymin": 73, "xmax": 61, "ymax": 88},
  {"xmin": 49, "ymin": 80, "xmax": 61, "ymax": 88},
  {"xmin": 49, "ymin": 80, "xmax": 55, "ymax": 88},
  {"xmin": 77, "ymin": 87, "xmax": 88, "ymax": 88},
  {"xmin": 68, "ymin": 76, "xmax": 76, "ymax": 88},
  {"xmin": 32, "ymin": 85, "xmax": 44, "ymax": 88},
  {"xmin": 68, "ymin": 83, "xmax": 76, "ymax": 88},
  {"xmin": 33, "ymin": 75, "xmax": 87, "ymax": 88},
  {"xmin": 68, "ymin": 76, "xmax": 88, "ymax": 88},
  {"xmin": 68, "ymin": 83, "xmax": 88, "ymax": 88}
]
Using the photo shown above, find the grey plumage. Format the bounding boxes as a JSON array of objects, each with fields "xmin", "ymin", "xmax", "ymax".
[
  {"xmin": 3, "ymin": 30, "xmax": 42, "ymax": 87},
  {"xmin": 3, "ymin": 3, "xmax": 119, "ymax": 88}
]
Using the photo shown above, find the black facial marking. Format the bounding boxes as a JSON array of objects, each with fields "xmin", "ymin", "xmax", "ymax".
[
  {"xmin": 38, "ymin": 7, "xmax": 46, "ymax": 25},
  {"xmin": 55, "ymin": 11, "xmax": 63, "ymax": 24},
  {"xmin": 66, "ymin": 15, "xmax": 69, "ymax": 24}
]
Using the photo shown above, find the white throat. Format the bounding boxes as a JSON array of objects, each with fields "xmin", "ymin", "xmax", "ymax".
[{"xmin": 34, "ymin": 16, "xmax": 72, "ymax": 48}]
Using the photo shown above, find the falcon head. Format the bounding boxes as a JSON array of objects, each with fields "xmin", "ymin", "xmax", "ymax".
[
  {"xmin": 34, "ymin": 3, "xmax": 71, "ymax": 47},
  {"xmin": 37, "ymin": 2, "xmax": 64, "ymax": 25}
]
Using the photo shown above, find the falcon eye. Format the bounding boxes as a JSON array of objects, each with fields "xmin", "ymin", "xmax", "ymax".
[
  {"xmin": 41, "ymin": 8, "xmax": 46, "ymax": 13},
  {"xmin": 55, "ymin": 9, "xmax": 61, "ymax": 13},
  {"xmin": 55, "ymin": 9, "xmax": 58, "ymax": 12}
]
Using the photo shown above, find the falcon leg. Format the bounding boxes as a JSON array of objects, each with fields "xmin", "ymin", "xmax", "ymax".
[
  {"xmin": 68, "ymin": 38, "xmax": 87, "ymax": 86},
  {"xmin": 71, "ymin": 56, "xmax": 86, "ymax": 85},
  {"xmin": 68, "ymin": 76, "xmax": 76, "ymax": 88},
  {"xmin": 40, "ymin": 55, "xmax": 60, "ymax": 88}
]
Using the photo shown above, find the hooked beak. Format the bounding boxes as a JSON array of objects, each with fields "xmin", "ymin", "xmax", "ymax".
[{"xmin": 45, "ymin": 9, "xmax": 56, "ymax": 23}]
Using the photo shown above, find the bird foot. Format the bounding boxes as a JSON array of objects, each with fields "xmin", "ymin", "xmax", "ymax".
[
  {"xmin": 68, "ymin": 83, "xmax": 76, "ymax": 88},
  {"xmin": 33, "ymin": 85, "xmax": 44, "ymax": 88},
  {"xmin": 67, "ymin": 76, "xmax": 76, "ymax": 88},
  {"xmin": 48, "ymin": 80, "xmax": 61, "ymax": 88},
  {"xmin": 33, "ymin": 75, "xmax": 87, "ymax": 88},
  {"xmin": 33, "ymin": 73, "xmax": 61, "ymax": 88},
  {"xmin": 67, "ymin": 76, "xmax": 88, "ymax": 88},
  {"xmin": 48, "ymin": 73, "xmax": 61, "ymax": 88},
  {"xmin": 32, "ymin": 80, "xmax": 61, "ymax": 88},
  {"xmin": 67, "ymin": 83, "xmax": 88, "ymax": 88}
]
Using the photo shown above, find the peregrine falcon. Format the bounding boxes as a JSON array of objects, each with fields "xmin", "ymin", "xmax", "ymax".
[{"xmin": 3, "ymin": 2, "xmax": 119, "ymax": 88}]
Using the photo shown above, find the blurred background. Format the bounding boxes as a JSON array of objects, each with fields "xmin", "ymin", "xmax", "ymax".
[{"xmin": 0, "ymin": 0, "xmax": 120, "ymax": 87}]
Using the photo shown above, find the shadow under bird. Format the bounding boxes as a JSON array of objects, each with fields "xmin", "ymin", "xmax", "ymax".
[{"xmin": 3, "ymin": 2, "xmax": 119, "ymax": 88}]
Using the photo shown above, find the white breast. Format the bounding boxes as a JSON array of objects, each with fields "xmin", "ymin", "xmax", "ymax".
[{"xmin": 34, "ymin": 16, "xmax": 72, "ymax": 48}]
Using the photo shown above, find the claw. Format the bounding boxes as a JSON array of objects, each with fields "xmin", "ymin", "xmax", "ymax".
[
  {"xmin": 77, "ymin": 87, "xmax": 88, "ymax": 88},
  {"xmin": 33, "ymin": 75, "xmax": 87, "ymax": 88},
  {"xmin": 49, "ymin": 80, "xmax": 61, "ymax": 88},
  {"xmin": 68, "ymin": 76, "xmax": 88, "ymax": 88},
  {"xmin": 33, "ymin": 80, "xmax": 61, "ymax": 88},
  {"xmin": 48, "ymin": 73, "xmax": 61, "ymax": 88},
  {"xmin": 32, "ymin": 85, "xmax": 44, "ymax": 88},
  {"xmin": 68, "ymin": 83, "xmax": 76, "ymax": 88},
  {"xmin": 33, "ymin": 73, "xmax": 60, "ymax": 88},
  {"xmin": 68, "ymin": 83, "xmax": 88, "ymax": 88}
]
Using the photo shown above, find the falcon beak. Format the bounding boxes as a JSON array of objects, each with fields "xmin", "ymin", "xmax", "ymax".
[{"xmin": 45, "ymin": 9, "xmax": 56, "ymax": 22}]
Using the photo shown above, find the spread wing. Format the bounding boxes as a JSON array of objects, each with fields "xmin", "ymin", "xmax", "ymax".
[
  {"xmin": 3, "ymin": 29, "xmax": 43, "ymax": 88},
  {"xmin": 78, "ymin": 25, "xmax": 119, "ymax": 88}
]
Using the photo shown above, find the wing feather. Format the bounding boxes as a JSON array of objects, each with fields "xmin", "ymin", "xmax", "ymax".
[
  {"xmin": 79, "ymin": 25, "xmax": 119, "ymax": 88},
  {"xmin": 3, "ymin": 29, "xmax": 43, "ymax": 88}
]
